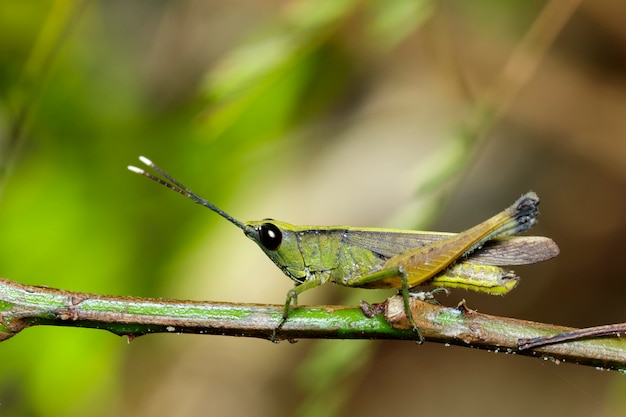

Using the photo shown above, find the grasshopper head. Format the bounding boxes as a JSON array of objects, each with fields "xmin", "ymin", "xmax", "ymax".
[
  {"xmin": 243, "ymin": 220, "xmax": 307, "ymax": 284},
  {"xmin": 127, "ymin": 157, "xmax": 308, "ymax": 284}
]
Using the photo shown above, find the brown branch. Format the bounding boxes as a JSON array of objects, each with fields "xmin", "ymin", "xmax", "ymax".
[{"xmin": 385, "ymin": 295, "xmax": 626, "ymax": 370}]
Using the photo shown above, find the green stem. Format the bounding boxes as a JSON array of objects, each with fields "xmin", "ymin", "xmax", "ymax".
[
  {"xmin": 0, "ymin": 277, "xmax": 624, "ymax": 371},
  {"xmin": 0, "ymin": 278, "xmax": 410, "ymax": 341}
]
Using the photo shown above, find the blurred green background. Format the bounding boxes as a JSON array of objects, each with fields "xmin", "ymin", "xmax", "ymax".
[{"xmin": 1, "ymin": 0, "xmax": 626, "ymax": 416}]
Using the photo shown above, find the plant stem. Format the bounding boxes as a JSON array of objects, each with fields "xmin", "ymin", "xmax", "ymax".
[{"xmin": 0, "ymin": 277, "xmax": 624, "ymax": 371}]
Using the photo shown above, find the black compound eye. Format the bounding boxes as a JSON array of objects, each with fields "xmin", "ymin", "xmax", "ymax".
[{"xmin": 258, "ymin": 223, "xmax": 282, "ymax": 251}]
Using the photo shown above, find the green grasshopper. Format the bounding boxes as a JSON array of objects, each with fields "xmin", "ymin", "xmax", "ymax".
[{"xmin": 129, "ymin": 156, "xmax": 559, "ymax": 341}]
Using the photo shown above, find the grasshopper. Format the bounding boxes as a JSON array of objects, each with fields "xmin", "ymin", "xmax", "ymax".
[{"xmin": 129, "ymin": 156, "xmax": 559, "ymax": 341}]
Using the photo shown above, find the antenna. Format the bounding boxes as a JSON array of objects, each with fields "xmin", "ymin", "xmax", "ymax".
[{"xmin": 128, "ymin": 156, "xmax": 245, "ymax": 230}]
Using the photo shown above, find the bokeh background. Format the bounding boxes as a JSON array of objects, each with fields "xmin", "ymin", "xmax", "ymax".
[{"xmin": 1, "ymin": 0, "xmax": 626, "ymax": 416}]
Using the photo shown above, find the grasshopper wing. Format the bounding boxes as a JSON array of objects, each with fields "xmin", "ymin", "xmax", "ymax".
[{"xmin": 344, "ymin": 229, "xmax": 558, "ymax": 266}]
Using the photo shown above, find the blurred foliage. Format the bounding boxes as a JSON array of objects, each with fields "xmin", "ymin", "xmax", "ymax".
[
  {"xmin": 0, "ymin": 1, "xmax": 438, "ymax": 416},
  {"xmin": 1, "ymin": 0, "xmax": 626, "ymax": 417}
]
